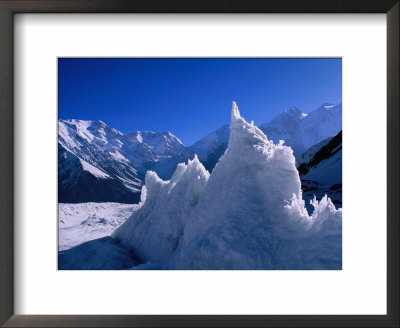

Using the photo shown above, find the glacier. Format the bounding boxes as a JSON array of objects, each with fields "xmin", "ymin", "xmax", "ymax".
[
  {"xmin": 112, "ymin": 156, "xmax": 209, "ymax": 263},
  {"xmin": 109, "ymin": 102, "xmax": 342, "ymax": 270},
  {"xmin": 59, "ymin": 202, "xmax": 138, "ymax": 251}
]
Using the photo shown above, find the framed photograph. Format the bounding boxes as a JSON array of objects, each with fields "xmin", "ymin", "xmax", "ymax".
[
  {"xmin": 57, "ymin": 57, "xmax": 343, "ymax": 271},
  {"xmin": 0, "ymin": 0, "xmax": 398, "ymax": 327}
]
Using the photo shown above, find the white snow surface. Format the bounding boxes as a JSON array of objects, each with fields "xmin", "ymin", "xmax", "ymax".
[
  {"xmin": 59, "ymin": 202, "xmax": 138, "ymax": 251},
  {"xmin": 299, "ymin": 103, "xmax": 342, "ymax": 150},
  {"xmin": 135, "ymin": 131, "xmax": 184, "ymax": 156},
  {"xmin": 113, "ymin": 102, "xmax": 342, "ymax": 270},
  {"xmin": 79, "ymin": 159, "xmax": 110, "ymax": 179},
  {"xmin": 260, "ymin": 103, "xmax": 342, "ymax": 157},
  {"xmin": 112, "ymin": 156, "xmax": 210, "ymax": 262}
]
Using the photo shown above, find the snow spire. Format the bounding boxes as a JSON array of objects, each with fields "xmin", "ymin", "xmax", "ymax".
[
  {"xmin": 112, "ymin": 155, "xmax": 209, "ymax": 263},
  {"xmin": 231, "ymin": 101, "xmax": 241, "ymax": 121},
  {"xmin": 191, "ymin": 153, "xmax": 200, "ymax": 163}
]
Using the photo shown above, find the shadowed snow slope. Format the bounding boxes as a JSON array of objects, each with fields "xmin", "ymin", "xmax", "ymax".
[
  {"xmin": 189, "ymin": 124, "xmax": 230, "ymax": 161},
  {"xmin": 298, "ymin": 131, "xmax": 342, "ymax": 213},
  {"xmin": 58, "ymin": 144, "xmax": 140, "ymax": 204},
  {"xmin": 297, "ymin": 137, "xmax": 333, "ymax": 167},
  {"xmin": 144, "ymin": 102, "xmax": 342, "ymax": 270},
  {"xmin": 299, "ymin": 131, "xmax": 342, "ymax": 186},
  {"xmin": 59, "ymin": 237, "xmax": 137, "ymax": 270},
  {"xmin": 112, "ymin": 156, "xmax": 209, "ymax": 263}
]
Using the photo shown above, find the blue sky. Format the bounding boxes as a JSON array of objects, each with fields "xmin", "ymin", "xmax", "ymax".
[{"xmin": 58, "ymin": 58, "xmax": 341, "ymax": 145}]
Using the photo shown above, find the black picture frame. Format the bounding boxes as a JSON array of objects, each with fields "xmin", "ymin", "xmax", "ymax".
[{"xmin": 0, "ymin": 1, "xmax": 398, "ymax": 327}]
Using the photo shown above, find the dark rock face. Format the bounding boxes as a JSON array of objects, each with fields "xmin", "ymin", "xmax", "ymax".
[
  {"xmin": 298, "ymin": 130, "xmax": 342, "ymax": 176},
  {"xmin": 298, "ymin": 130, "xmax": 342, "ymax": 214}
]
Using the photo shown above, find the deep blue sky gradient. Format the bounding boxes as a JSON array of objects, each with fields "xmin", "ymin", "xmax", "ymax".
[{"xmin": 58, "ymin": 58, "xmax": 342, "ymax": 145}]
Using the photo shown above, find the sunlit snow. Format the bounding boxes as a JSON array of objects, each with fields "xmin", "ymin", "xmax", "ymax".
[
  {"xmin": 59, "ymin": 202, "xmax": 138, "ymax": 251},
  {"xmin": 79, "ymin": 159, "xmax": 110, "ymax": 179},
  {"xmin": 112, "ymin": 102, "xmax": 342, "ymax": 270},
  {"xmin": 59, "ymin": 102, "xmax": 342, "ymax": 270}
]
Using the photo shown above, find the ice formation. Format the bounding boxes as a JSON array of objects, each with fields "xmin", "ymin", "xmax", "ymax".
[
  {"xmin": 112, "ymin": 156, "xmax": 210, "ymax": 263},
  {"xmin": 113, "ymin": 102, "xmax": 342, "ymax": 270}
]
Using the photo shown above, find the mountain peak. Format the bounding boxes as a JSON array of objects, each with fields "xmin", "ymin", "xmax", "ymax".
[
  {"xmin": 283, "ymin": 106, "xmax": 305, "ymax": 118},
  {"xmin": 287, "ymin": 106, "xmax": 300, "ymax": 112},
  {"xmin": 174, "ymin": 106, "xmax": 341, "ymax": 269},
  {"xmin": 317, "ymin": 102, "xmax": 336, "ymax": 110},
  {"xmin": 163, "ymin": 131, "xmax": 182, "ymax": 141},
  {"xmin": 229, "ymin": 102, "xmax": 271, "ymax": 151},
  {"xmin": 231, "ymin": 101, "xmax": 241, "ymax": 121},
  {"xmin": 61, "ymin": 118, "xmax": 106, "ymax": 126}
]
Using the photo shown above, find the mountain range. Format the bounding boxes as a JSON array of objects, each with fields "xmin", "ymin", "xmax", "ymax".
[
  {"xmin": 58, "ymin": 102, "xmax": 342, "ymax": 204},
  {"xmin": 58, "ymin": 119, "xmax": 193, "ymax": 203},
  {"xmin": 192, "ymin": 102, "xmax": 342, "ymax": 170},
  {"xmin": 59, "ymin": 103, "xmax": 342, "ymax": 270}
]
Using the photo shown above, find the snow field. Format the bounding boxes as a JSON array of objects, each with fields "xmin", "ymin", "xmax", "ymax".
[{"xmin": 59, "ymin": 202, "xmax": 138, "ymax": 251}]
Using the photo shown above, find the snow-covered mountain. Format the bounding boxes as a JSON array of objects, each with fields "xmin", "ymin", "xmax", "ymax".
[
  {"xmin": 58, "ymin": 119, "xmax": 193, "ymax": 203},
  {"xmin": 260, "ymin": 102, "xmax": 342, "ymax": 157},
  {"xmin": 297, "ymin": 136, "xmax": 333, "ymax": 167},
  {"xmin": 298, "ymin": 130, "xmax": 342, "ymax": 186},
  {"xmin": 298, "ymin": 131, "xmax": 342, "ymax": 213},
  {"xmin": 259, "ymin": 106, "xmax": 307, "ymax": 157},
  {"xmin": 189, "ymin": 124, "xmax": 230, "ymax": 162},
  {"xmin": 122, "ymin": 130, "xmax": 192, "ymax": 178},
  {"xmin": 59, "ymin": 102, "xmax": 341, "ymax": 204},
  {"xmin": 299, "ymin": 103, "xmax": 342, "ymax": 150},
  {"xmin": 189, "ymin": 103, "xmax": 342, "ymax": 171},
  {"xmin": 58, "ymin": 144, "xmax": 140, "ymax": 203}
]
